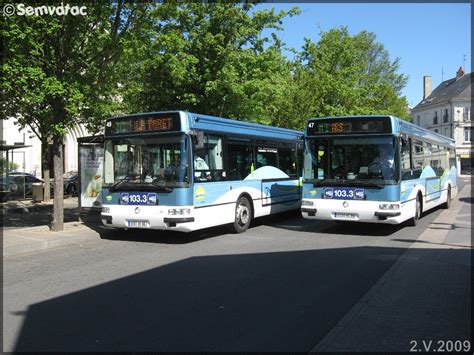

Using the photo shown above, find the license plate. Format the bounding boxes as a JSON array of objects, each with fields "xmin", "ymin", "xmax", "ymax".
[
  {"xmin": 127, "ymin": 220, "xmax": 150, "ymax": 228},
  {"xmin": 333, "ymin": 212, "xmax": 359, "ymax": 220},
  {"xmin": 120, "ymin": 192, "xmax": 157, "ymax": 205},
  {"xmin": 324, "ymin": 188, "xmax": 365, "ymax": 200}
]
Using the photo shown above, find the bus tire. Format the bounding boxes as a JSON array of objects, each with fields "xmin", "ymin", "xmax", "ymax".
[
  {"xmin": 229, "ymin": 196, "xmax": 252, "ymax": 233},
  {"xmin": 442, "ymin": 186, "xmax": 451, "ymax": 209},
  {"xmin": 407, "ymin": 194, "xmax": 422, "ymax": 226}
]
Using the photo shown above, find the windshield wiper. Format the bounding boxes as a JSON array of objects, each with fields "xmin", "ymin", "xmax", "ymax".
[
  {"xmin": 350, "ymin": 180, "xmax": 384, "ymax": 189},
  {"xmin": 109, "ymin": 180, "xmax": 173, "ymax": 193},
  {"xmin": 108, "ymin": 178, "xmax": 129, "ymax": 192},
  {"xmin": 150, "ymin": 179, "xmax": 173, "ymax": 192},
  {"xmin": 311, "ymin": 179, "xmax": 333, "ymax": 187}
]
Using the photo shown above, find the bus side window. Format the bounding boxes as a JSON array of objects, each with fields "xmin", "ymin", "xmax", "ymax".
[
  {"xmin": 297, "ymin": 143, "xmax": 304, "ymax": 177},
  {"xmin": 401, "ymin": 137, "xmax": 412, "ymax": 180},
  {"xmin": 278, "ymin": 146, "xmax": 297, "ymax": 178},
  {"xmin": 228, "ymin": 141, "xmax": 254, "ymax": 180},
  {"xmin": 412, "ymin": 139, "xmax": 424, "ymax": 179}
]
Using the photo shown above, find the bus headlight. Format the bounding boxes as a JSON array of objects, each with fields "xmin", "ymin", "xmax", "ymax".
[
  {"xmin": 102, "ymin": 207, "xmax": 110, "ymax": 214},
  {"xmin": 301, "ymin": 200, "xmax": 315, "ymax": 207},
  {"xmin": 168, "ymin": 208, "xmax": 191, "ymax": 215},
  {"xmin": 379, "ymin": 203, "xmax": 400, "ymax": 210}
]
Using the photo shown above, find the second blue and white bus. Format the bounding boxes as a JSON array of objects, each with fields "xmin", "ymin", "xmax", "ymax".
[
  {"xmin": 100, "ymin": 111, "xmax": 303, "ymax": 232},
  {"xmin": 301, "ymin": 115, "xmax": 457, "ymax": 225}
]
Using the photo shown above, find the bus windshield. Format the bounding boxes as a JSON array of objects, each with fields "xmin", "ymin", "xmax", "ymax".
[
  {"xmin": 104, "ymin": 135, "xmax": 190, "ymax": 190},
  {"xmin": 304, "ymin": 136, "xmax": 399, "ymax": 185}
]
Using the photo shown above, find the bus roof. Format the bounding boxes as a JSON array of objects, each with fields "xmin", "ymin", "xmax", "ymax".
[
  {"xmin": 396, "ymin": 117, "xmax": 455, "ymax": 147},
  {"xmin": 185, "ymin": 112, "xmax": 302, "ymax": 141},
  {"xmin": 107, "ymin": 111, "xmax": 303, "ymax": 142},
  {"xmin": 305, "ymin": 115, "xmax": 455, "ymax": 147}
]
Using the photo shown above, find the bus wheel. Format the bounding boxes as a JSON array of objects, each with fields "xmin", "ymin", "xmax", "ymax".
[
  {"xmin": 407, "ymin": 195, "xmax": 422, "ymax": 226},
  {"xmin": 230, "ymin": 196, "xmax": 252, "ymax": 233},
  {"xmin": 442, "ymin": 186, "xmax": 451, "ymax": 209}
]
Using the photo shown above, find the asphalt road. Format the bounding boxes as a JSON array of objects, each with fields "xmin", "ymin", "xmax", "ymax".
[{"xmin": 4, "ymin": 187, "xmax": 462, "ymax": 353}]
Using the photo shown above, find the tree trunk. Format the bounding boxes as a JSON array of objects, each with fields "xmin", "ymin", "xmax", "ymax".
[
  {"xmin": 41, "ymin": 137, "xmax": 51, "ymax": 201},
  {"xmin": 50, "ymin": 137, "xmax": 64, "ymax": 231}
]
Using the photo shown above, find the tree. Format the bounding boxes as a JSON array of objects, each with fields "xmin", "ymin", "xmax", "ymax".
[
  {"xmin": 121, "ymin": 2, "xmax": 299, "ymax": 124},
  {"xmin": 1, "ymin": 1, "xmax": 149, "ymax": 230},
  {"xmin": 283, "ymin": 27, "xmax": 410, "ymax": 129}
]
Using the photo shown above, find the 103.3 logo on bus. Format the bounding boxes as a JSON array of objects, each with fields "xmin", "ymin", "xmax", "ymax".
[
  {"xmin": 120, "ymin": 192, "xmax": 158, "ymax": 205},
  {"xmin": 324, "ymin": 187, "xmax": 365, "ymax": 200}
]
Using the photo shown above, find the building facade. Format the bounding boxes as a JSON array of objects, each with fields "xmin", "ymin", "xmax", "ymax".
[
  {"xmin": 411, "ymin": 67, "xmax": 472, "ymax": 175},
  {"xmin": 0, "ymin": 118, "xmax": 92, "ymax": 177}
]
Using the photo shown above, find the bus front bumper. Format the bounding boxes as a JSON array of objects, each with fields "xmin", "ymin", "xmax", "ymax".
[
  {"xmin": 101, "ymin": 205, "xmax": 197, "ymax": 232},
  {"xmin": 301, "ymin": 199, "xmax": 408, "ymax": 224}
]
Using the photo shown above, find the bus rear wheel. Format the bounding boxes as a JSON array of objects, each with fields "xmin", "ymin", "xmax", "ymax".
[
  {"xmin": 229, "ymin": 196, "xmax": 252, "ymax": 233},
  {"xmin": 407, "ymin": 195, "xmax": 422, "ymax": 226}
]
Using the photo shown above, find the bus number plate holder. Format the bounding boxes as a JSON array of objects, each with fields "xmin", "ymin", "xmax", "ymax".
[
  {"xmin": 127, "ymin": 220, "xmax": 150, "ymax": 228},
  {"xmin": 333, "ymin": 212, "xmax": 359, "ymax": 220}
]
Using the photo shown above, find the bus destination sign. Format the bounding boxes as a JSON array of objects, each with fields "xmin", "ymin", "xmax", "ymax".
[
  {"xmin": 306, "ymin": 116, "xmax": 392, "ymax": 136},
  {"xmin": 106, "ymin": 113, "xmax": 181, "ymax": 135}
]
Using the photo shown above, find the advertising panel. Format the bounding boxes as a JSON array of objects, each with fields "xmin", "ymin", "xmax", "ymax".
[{"xmin": 79, "ymin": 144, "xmax": 104, "ymax": 209}]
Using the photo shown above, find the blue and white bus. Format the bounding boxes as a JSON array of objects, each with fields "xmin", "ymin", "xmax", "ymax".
[
  {"xmin": 301, "ymin": 115, "xmax": 457, "ymax": 226},
  {"xmin": 100, "ymin": 111, "xmax": 303, "ymax": 232}
]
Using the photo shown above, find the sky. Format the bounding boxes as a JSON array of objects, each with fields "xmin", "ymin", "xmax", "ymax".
[{"xmin": 257, "ymin": 2, "xmax": 471, "ymax": 108}]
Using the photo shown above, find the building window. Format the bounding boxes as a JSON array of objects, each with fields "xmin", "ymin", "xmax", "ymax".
[
  {"xmin": 416, "ymin": 115, "xmax": 421, "ymax": 125},
  {"xmin": 433, "ymin": 111, "xmax": 438, "ymax": 125},
  {"xmin": 434, "ymin": 129, "xmax": 438, "ymax": 133},
  {"xmin": 463, "ymin": 107, "xmax": 471, "ymax": 122},
  {"xmin": 443, "ymin": 109, "xmax": 449, "ymax": 123},
  {"xmin": 464, "ymin": 127, "xmax": 473, "ymax": 142},
  {"xmin": 444, "ymin": 127, "xmax": 450, "ymax": 138}
]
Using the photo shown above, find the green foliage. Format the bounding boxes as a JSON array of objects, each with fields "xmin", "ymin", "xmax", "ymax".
[
  {"xmin": 1, "ymin": 1, "xmax": 150, "ymax": 137},
  {"xmin": 285, "ymin": 27, "xmax": 410, "ymax": 128},
  {"xmin": 1, "ymin": 1, "xmax": 149, "ymax": 228},
  {"xmin": 120, "ymin": 9, "xmax": 409, "ymax": 131},
  {"xmin": 2, "ymin": 3, "xmax": 410, "ymax": 136},
  {"xmin": 120, "ymin": 2, "xmax": 300, "ymax": 125}
]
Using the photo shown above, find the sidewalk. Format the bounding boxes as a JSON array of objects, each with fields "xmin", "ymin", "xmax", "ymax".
[
  {"xmin": 2, "ymin": 221, "xmax": 102, "ymax": 257},
  {"xmin": 1, "ymin": 196, "xmax": 78, "ymax": 213},
  {"xmin": 1, "ymin": 197, "xmax": 80, "ymax": 230},
  {"xmin": 2, "ymin": 196, "xmax": 103, "ymax": 257},
  {"xmin": 312, "ymin": 183, "xmax": 472, "ymax": 352}
]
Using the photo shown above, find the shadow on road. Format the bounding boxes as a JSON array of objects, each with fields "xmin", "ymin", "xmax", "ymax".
[
  {"xmin": 12, "ymin": 246, "xmax": 470, "ymax": 352},
  {"xmin": 458, "ymin": 197, "xmax": 473, "ymax": 204},
  {"xmin": 266, "ymin": 204, "xmax": 449, "ymax": 237},
  {"xmin": 1, "ymin": 207, "xmax": 79, "ymax": 229},
  {"xmin": 84, "ymin": 218, "xmax": 233, "ymax": 245},
  {"xmin": 83, "ymin": 204, "xmax": 444, "ymax": 244}
]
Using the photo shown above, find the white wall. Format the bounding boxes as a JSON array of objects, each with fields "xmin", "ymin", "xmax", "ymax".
[{"xmin": 1, "ymin": 117, "xmax": 92, "ymax": 177}]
